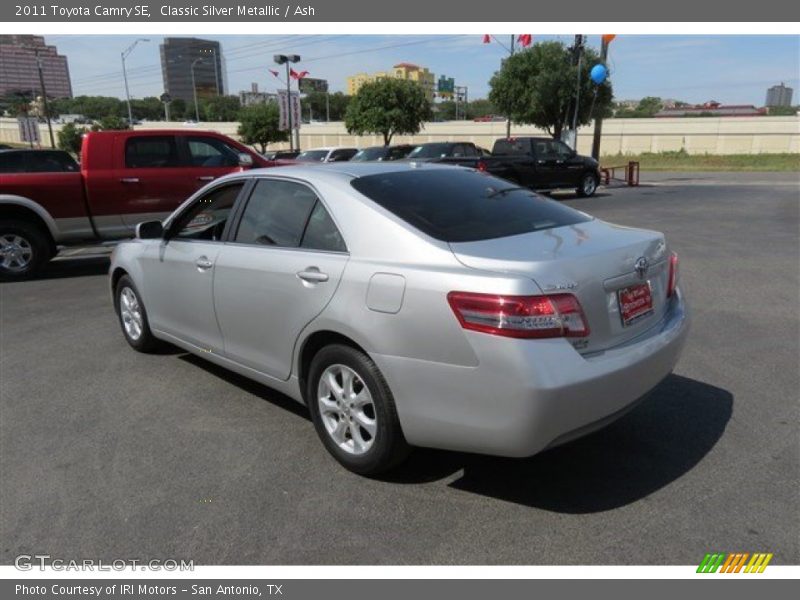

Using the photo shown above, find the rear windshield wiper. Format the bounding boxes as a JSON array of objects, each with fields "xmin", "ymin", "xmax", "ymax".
[{"xmin": 487, "ymin": 186, "xmax": 533, "ymax": 198}]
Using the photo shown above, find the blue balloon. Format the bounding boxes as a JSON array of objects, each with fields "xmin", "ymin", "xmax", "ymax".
[{"xmin": 590, "ymin": 63, "xmax": 608, "ymax": 85}]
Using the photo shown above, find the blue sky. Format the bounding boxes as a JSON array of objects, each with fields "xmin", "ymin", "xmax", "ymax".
[{"xmin": 49, "ymin": 34, "xmax": 800, "ymax": 105}]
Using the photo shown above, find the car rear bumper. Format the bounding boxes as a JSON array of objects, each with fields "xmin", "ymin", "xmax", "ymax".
[{"xmin": 372, "ymin": 289, "xmax": 689, "ymax": 457}]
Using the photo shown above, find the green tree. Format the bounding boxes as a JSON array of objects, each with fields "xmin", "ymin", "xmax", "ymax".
[
  {"xmin": 57, "ymin": 122, "xmax": 88, "ymax": 155},
  {"xmin": 92, "ymin": 115, "xmax": 130, "ymax": 131},
  {"xmin": 130, "ymin": 97, "xmax": 165, "ymax": 121},
  {"xmin": 635, "ymin": 96, "xmax": 663, "ymax": 117},
  {"xmin": 203, "ymin": 95, "xmax": 242, "ymax": 121},
  {"xmin": 488, "ymin": 41, "xmax": 613, "ymax": 139},
  {"xmin": 345, "ymin": 78, "xmax": 432, "ymax": 145},
  {"xmin": 768, "ymin": 105, "xmax": 798, "ymax": 116},
  {"xmin": 170, "ymin": 98, "xmax": 187, "ymax": 120},
  {"xmin": 237, "ymin": 102, "xmax": 288, "ymax": 154}
]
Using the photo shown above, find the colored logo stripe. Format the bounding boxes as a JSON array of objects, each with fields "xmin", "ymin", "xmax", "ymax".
[{"xmin": 697, "ymin": 553, "xmax": 773, "ymax": 573}]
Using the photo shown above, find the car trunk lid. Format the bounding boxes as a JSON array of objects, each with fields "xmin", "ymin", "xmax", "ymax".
[{"xmin": 448, "ymin": 219, "xmax": 670, "ymax": 353}]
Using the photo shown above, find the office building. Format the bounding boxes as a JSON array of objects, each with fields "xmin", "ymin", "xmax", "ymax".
[
  {"xmin": 0, "ymin": 35, "xmax": 72, "ymax": 98},
  {"xmin": 347, "ymin": 63, "xmax": 435, "ymax": 101},
  {"xmin": 160, "ymin": 37, "xmax": 224, "ymax": 103},
  {"xmin": 765, "ymin": 83, "xmax": 793, "ymax": 107}
]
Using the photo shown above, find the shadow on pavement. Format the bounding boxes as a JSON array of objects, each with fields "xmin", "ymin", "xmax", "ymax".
[
  {"xmin": 28, "ymin": 255, "xmax": 110, "ymax": 281},
  {"xmin": 384, "ymin": 374, "xmax": 732, "ymax": 513},
  {"xmin": 178, "ymin": 352, "xmax": 311, "ymax": 421}
]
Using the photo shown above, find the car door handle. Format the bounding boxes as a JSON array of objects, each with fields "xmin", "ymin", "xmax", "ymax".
[
  {"xmin": 120, "ymin": 177, "xmax": 140, "ymax": 183},
  {"xmin": 297, "ymin": 269, "xmax": 329, "ymax": 283},
  {"xmin": 197, "ymin": 176, "xmax": 215, "ymax": 182},
  {"xmin": 196, "ymin": 256, "xmax": 214, "ymax": 270}
]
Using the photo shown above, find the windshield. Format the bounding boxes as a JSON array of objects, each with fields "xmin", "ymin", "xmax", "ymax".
[
  {"xmin": 351, "ymin": 169, "xmax": 591, "ymax": 243},
  {"xmin": 351, "ymin": 147, "xmax": 387, "ymax": 162},
  {"xmin": 296, "ymin": 150, "xmax": 330, "ymax": 162},
  {"xmin": 407, "ymin": 144, "xmax": 451, "ymax": 159}
]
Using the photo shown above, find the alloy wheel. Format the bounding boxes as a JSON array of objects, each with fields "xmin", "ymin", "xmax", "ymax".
[
  {"xmin": 0, "ymin": 234, "xmax": 33, "ymax": 272},
  {"xmin": 317, "ymin": 364, "xmax": 377, "ymax": 455},
  {"xmin": 119, "ymin": 287, "xmax": 143, "ymax": 341}
]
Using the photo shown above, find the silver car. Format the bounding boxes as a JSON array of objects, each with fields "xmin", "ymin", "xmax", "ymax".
[{"xmin": 110, "ymin": 163, "xmax": 689, "ymax": 475}]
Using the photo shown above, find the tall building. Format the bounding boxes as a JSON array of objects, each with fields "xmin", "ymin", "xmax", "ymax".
[
  {"xmin": 0, "ymin": 35, "xmax": 72, "ymax": 99},
  {"xmin": 160, "ymin": 37, "xmax": 224, "ymax": 104},
  {"xmin": 765, "ymin": 83, "xmax": 793, "ymax": 107},
  {"xmin": 347, "ymin": 63, "xmax": 435, "ymax": 100}
]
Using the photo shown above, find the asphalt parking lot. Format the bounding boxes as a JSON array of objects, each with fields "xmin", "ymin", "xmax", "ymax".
[{"xmin": 1, "ymin": 171, "xmax": 798, "ymax": 565}]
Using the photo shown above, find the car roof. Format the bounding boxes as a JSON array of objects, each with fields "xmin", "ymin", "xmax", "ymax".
[
  {"xmin": 0, "ymin": 148, "xmax": 70, "ymax": 153},
  {"xmin": 300, "ymin": 146, "xmax": 357, "ymax": 152},
  {"xmin": 241, "ymin": 160, "xmax": 462, "ymax": 181}
]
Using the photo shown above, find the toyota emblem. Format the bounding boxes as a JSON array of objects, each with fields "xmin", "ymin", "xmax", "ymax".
[{"xmin": 635, "ymin": 256, "xmax": 649, "ymax": 279}]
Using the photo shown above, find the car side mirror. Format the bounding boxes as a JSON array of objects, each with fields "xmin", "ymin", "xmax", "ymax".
[
  {"xmin": 136, "ymin": 220, "xmax": 164, "ymax": 240},
  {"xmin": 238, "ymin": 152, "xmax": 254, "ymax": 168}
]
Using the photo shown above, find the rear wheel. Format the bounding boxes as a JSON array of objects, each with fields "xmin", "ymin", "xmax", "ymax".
[
  {"xmin": 115, "ymin": 275, "xmax": 161, "ymax": 352},
  {"xmin": 307, "ymin": 344, "xmax": 411, "ymax": 475},
  {"xmin": 0, "ymin": 220, "xmax": 51, "ymax": 281},
  {"xmin": 577, "ymin": 172, "xmax": 599, "ymax": 197}
]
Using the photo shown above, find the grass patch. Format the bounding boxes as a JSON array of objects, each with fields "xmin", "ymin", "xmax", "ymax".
[{"xmin": 600, "ymin": 151, "xmax": 800, "ymax": 172}]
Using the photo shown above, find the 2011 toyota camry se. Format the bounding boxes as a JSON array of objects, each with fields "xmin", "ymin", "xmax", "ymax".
[{"xmin": 110, "ymin": 163, "xmax": 689, "ymax": 475}]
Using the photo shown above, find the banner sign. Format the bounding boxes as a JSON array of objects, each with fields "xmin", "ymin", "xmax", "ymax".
[
  {"xmin": 277, "ymin": 89, "xmax": 301, "ymax": 131},
  {"xmin": 17, "ymin": 117, "xmax": 40, "ymax": 144}
]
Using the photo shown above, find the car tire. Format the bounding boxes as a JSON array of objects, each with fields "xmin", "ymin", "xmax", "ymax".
[
  {"xmin": 577, "ymin": 172, "xmax": 599, "ymax": 197},
  {"xmin": 307, "ymin": 344, "xmax": 411, "ymax": 475},
  {"xmin": 114, "ymin": 275, "xmax": 161, "ymax": 353},
  {"xmin": 0, "ymin": 219, "xmax": 52, "ymax": 281}
]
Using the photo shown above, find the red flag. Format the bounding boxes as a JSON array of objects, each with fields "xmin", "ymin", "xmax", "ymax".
[
  {"xmin": 268, "ymin": 69, "xmax": 279, "ymax": 78},
  {"xmin": 482, "ymin": 34, "xmax": 491, "ymax": 44},
  {"xmin": 290, "ymin": 69, "xmax": 309, "ymax": 80},
  {"xmin": 517, "ymin": 34, "xmax": 532, "ymax": 47}
]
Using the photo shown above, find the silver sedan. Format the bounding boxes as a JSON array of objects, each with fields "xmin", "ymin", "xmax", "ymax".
[{"xmin": 110, "ymin": 163, "xmax": 689, "ymax": 475}]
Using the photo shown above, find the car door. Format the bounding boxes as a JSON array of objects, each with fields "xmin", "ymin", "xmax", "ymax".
[
  {"xmin": 115, "ymin": 135, "xmax": 197, "ymax": 231},
  {"xmin": 552, "ymin": 140, "xmax": 586, "ymax": 187},
  {"xmin": 139, "ymin": 181, "xmax": 246, "ymax": 352},
  {"xmin": 182, "ymin": 134, "xmax": 248, "ymax": 188},
  {"xmin": 213, "ymin": 178, "xmax": 349, "ymax": 380},
  {"xmin": 532, "ymin": 139, "xmax": 561, "ymax": 188}
]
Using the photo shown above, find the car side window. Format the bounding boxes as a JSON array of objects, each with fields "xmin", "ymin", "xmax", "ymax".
[
  {"xmin": 125, "ymin": 136, "xmax": 180, "ymax": 168},
  {"xmin": 554, "ymin": 141, "xmax": 574, "ymax": 158},
  {"xmin": 186, "ymin": 136, "xmax": 240, "ymax": 168},
  {"xmin": 0, "ymin": 152, "xmax": 27, "ymax": 173},
  {"xmin": 171, "ymin": 182, "xmax": 244, "ymax": 241},
  {"xmin": 234, "ymin": 179, "xmax": 317, "ymax": 247},
  {"xmin": 301, "ymin": 201, "xmax": 347, "ymax": 253}
]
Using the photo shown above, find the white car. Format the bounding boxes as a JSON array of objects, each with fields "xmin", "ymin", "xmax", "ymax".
[{"xmin": 295, "ymin": 147, "xmax": 359, "ymax": 163}]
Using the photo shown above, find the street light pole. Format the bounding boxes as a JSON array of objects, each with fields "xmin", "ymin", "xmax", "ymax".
[
  {"xmin": 274, "ymin": 54, "xmax": 301, "ymax": 151},
  {"xmin": 191, "ymin": 58, "xmax": 204, "ymax": 122},
  {"xmin": 121, "ymin": 38, "xmax": 149, "ymax": 126}
]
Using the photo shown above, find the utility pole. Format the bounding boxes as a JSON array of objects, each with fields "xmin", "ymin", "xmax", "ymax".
[
  {"xmin": 570, "ymin": 34, "xmax": 585, "ymax": 147},
  {"xmin": 121, "ymin": 38, "xmax": 149, "ymax": 126},
  {"xmin": 33, "ymin": 48, "xmax": 54, "ymax": 148},
  {"xmin": 191, "ymin": 58, "xmax": 204, "ymax": 122},
  {"xmin": 326, "ymin": 92, "xmax": 330, "ymax": 122},
  {"xmin": 591, "ymin": 36, "xmax": 611, "ymax": 159},
  {"xmin": 506, "ymin": 34, "xmax": 515, "ymax": 138}
]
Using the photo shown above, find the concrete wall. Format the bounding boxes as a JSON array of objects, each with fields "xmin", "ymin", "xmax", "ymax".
[{"xmin": 2, "ymin": 115, "xmax": 798, "ymax": 155}]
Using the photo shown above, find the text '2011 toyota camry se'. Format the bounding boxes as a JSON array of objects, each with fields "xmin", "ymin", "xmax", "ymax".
[{"xmin": 110, "ymin": 162, "xmax": 689, "ymax": 475}]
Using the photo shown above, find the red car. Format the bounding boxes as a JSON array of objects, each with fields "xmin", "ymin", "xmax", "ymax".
[{"xmin": 0, "ymin": 129, "xmax": 276, "ymax": 279}]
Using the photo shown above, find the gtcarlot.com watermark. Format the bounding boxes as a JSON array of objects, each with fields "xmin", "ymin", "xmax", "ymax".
[{"xmin": 15, "ymin": 554, "xmax": 194, "ymax": 572}]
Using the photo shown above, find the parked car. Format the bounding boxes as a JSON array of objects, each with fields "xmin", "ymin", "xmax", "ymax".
[
  {"xmin": 350, "ymin": 144, "xmax": 415, "ymax": 162},
  {"xmin": 404, "ymin": 142, "xmax": 482, "ymax": 162},
  {"xmin": 110, "ymin": 162, "xmax": 689, "ymax": 475},
  {"xmin": 0, "ymin": 129, "xmax": 276, "ymax": 279},
  {"xmin": 264, "ymin": 150, "xmax": 300, "ymax": 160},
  {"xmin": 296, "ymin": 147, "xmax": 359, "ymax": 163},
  {"xmin": 0, "ymin": 149, "xmax": 79, "ymax": 173},
  {"xmin": 436, "ymin": 136, "xmax": 602, "ymax": 197}
]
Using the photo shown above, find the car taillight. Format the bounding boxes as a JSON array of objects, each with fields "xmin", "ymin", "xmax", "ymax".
[
  {"xmin": 667, "ymin": 252, "xmax": 679, "ymax": 298},
  {"xmin": 476, "ymin": 160, "xmax": 487, "ymax": 172},
  {"xmin": 447, "ymin": 292, "xmax": 590, "ymax": 339}
]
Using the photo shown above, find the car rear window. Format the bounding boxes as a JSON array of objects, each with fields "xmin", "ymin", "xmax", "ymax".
[
  {"xmin": 350, "ymin": 169, "xmax": 591, "ymax": 243},
  {"xmin": 492, "ymin": 139, "xmax": 532, "ymax": 156}
]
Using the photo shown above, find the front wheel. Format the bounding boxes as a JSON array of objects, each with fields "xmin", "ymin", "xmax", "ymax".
[
  {"xmin": 114, "ymin": 275, "xmax": 161, "ymax": 352},
  {"xmin": 577, "ymin": 172, "xmax": 599, "ymax": 197},
  {"xmin": 307, "ymin": 344, "xmax": 411, "ymax": 475}
]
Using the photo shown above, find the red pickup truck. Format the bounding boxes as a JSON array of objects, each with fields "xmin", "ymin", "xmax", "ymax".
[{"xmin": 0, "ymin": 129, "xmax": 275, "ymax": 280}]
